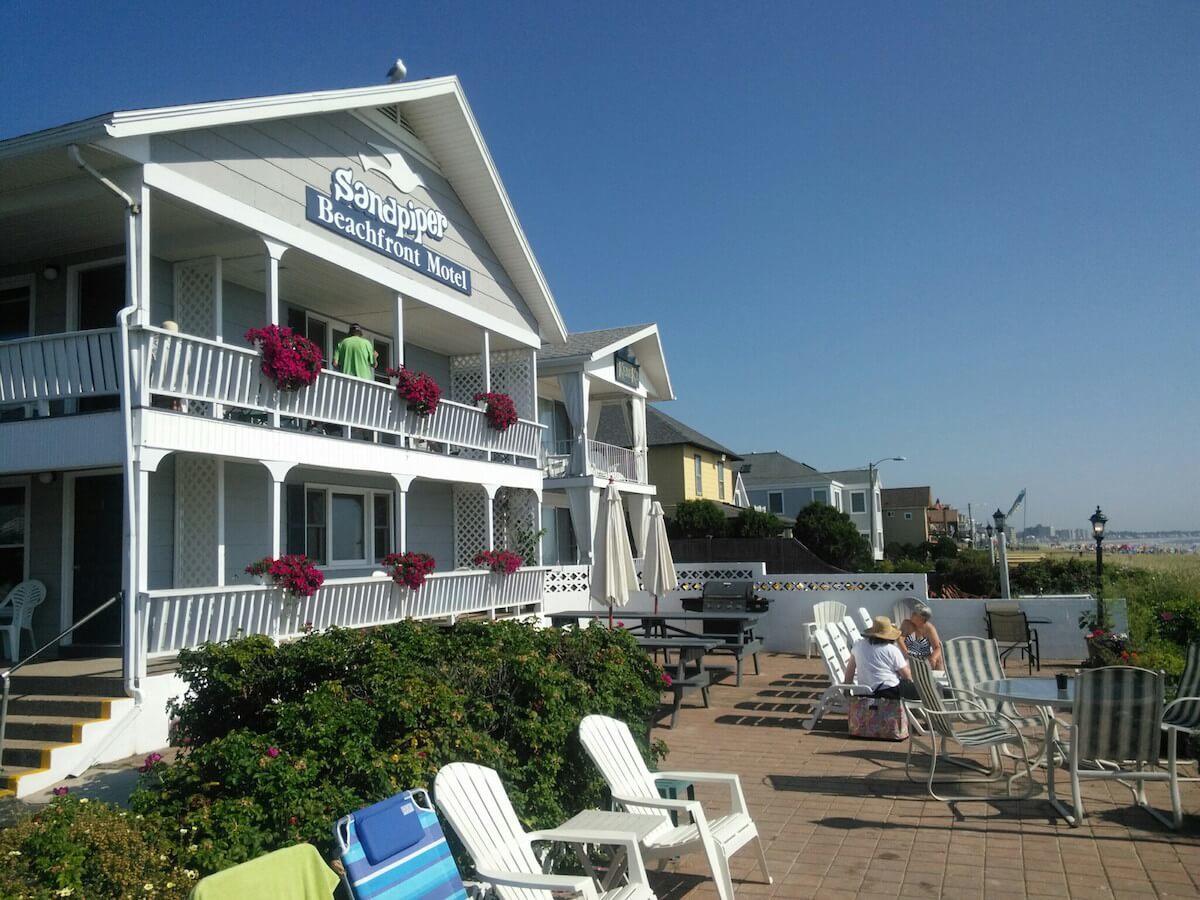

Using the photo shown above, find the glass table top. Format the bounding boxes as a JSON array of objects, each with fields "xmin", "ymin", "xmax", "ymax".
[{"xmin": 975, "ymin": 677, "xmax": 1075, "ymax": 708}]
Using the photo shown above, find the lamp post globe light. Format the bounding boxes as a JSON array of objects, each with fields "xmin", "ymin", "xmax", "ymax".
[
  {"xmin": 1090, "ymin": 506, "xmax": 1108, "ymax": 624},
  {"xmin": 866, "ymin": 456, "xmax": 906, "ymax": 563},
  {"xmin": 992, "ymin": 508, "xmax": 1007, "ymax": 537}
]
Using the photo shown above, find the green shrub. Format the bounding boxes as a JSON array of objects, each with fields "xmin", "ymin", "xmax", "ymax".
[
  {"xmin": 1010, "ymin": 557, "xmax": 1097, "ymax": 595},
  {"xmin": 0, "ymin": 796, "xmax": 195, "ymax": 899},
  {"xmin": 131, "ymin": 619, "xmax": 664, "ymax": 876},
  {"xmin": 792, "ymin": 502, "xmax": 871, "ymax": 570},
  {"xmin": 728, "ymin": 507, "xmax": 785, "ymax": 539},
  {"xmin": 668, "ymin": 500, "xmax": 727, "ymax": 538},
  {"xmin": 929, "ymin": 549, "xmax": 1000, "ymax": 597}
]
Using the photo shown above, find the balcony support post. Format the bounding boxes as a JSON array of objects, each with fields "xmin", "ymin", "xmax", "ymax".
[
  {"xmin": 262, "ymin": 461, "xmax": 295, "ymax": 560},
  {"xmin": 481, "ymin": 330, "xmax": 492, "ymax": 462},
  {"xmin": 391, "ymin": 475, "xmax": 414, "ymax": 554},
  {"xmin": 216, "ymin": 459, "xmax": 226, "ymax": 587},
  {"xmin": 392, "ymin": 295, "xmax": 405, "ymax": 367},
  {"xmin": 262, "ymin": 239, "xmax": 288, "ymax": 428},
  {"xmin": 483, "ymin": 483, "xmax": 499, "ymax": 551}
]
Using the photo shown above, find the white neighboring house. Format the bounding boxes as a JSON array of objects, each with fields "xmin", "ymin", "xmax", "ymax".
[
  {"xmin": 739, "ymin": 452, "xmax": 885, "ymax": 560},
  {"xmin": 0, "ymin": 76, "xmax": 572, "ymax": 793},
  {"xmin": 536, "ymin": 325, "xmax": 673, "ymax": 564}
]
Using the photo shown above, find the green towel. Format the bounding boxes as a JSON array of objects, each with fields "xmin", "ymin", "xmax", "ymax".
[{"xmin": 190, "ymin": 843, "xmax": 339, "ymax": 900}]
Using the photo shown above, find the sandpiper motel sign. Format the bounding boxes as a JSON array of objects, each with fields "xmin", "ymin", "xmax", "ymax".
[{"xmin": 305, "ymin": 155, "xmax": 472, "ymax": 296}]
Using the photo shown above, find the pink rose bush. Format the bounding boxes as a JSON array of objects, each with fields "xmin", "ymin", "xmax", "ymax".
[
  {"xmin": 473, "ymin": 391, "xmax": 518, "ymax": 432},
  {"xmin": 244, "ymin": 325, "xmax": 323, "ymax": 392},
  {"xmin": 388, "ymin": 366, "xmax": 442, "ymax": 416},
  {"xmin": 244, "ymin": 555, "xmax": 325, "ymax": 599},
  {"xmin": 383, "ymin": 552, "xmax": 437, "ymax": 590},
  {"xmin": 473, "ymin": 549, "xmax": 523, "ymax": 576}
]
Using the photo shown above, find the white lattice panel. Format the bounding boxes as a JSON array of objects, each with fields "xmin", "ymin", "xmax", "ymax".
[
  {"xmin": 544, "ymin": 565, "xmax": 591, "ymax": 593},
  {"xmin": 174, "ymin": 455, "xmax": 219, "ymax": 588},
  {"xmin": 173, "ymin": 259, "xmax": 218, "ymax": 339},
  {"xmin": 453, "ymin": 484, "xmax": 488, "ymax": 569},
  {"xmin": 451, "ymin": 349, "xmax": 535, "ymax": 420},
  {"xmin": 492, "ymin": 487, "xmax": 539, "ymax": 557}
]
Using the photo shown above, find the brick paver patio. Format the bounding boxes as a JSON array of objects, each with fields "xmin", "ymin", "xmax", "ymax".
[{"xmin": 645, "ymin": 652, "xmax": 1200, "ymax": 899}]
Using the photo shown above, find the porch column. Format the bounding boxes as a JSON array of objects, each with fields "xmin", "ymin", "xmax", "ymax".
[
  {"xmin": 216, "ymin": 460, "xmax": 226, "ymax": 586},
  {"xmin": 392, "ymin": 294, "xmax": 405, "ymax": 367},
  {"xmin": 262, "ymin": 239, "xmax": 287, "ymax": 428},
  {"xmin": 483, "ymin": 483, "xmax": 500, "ymax": 551},
  {"xmin": 481, "ymin": 330, "xmax": 492, "ymax": 461},
  {"xmin": 391, "ymin": 475, "xmax": 414, "ymax": 554},
  {"xmin": 134, "ymin": 179, "xmax": 152, "ymax": 327},
  {"xmin": 625, "ymin": 492, "xmax": 652, "ymax": 558},
  {"xmin": 262, "ymin": 461, "xmax": 295, "ymax": 560}
]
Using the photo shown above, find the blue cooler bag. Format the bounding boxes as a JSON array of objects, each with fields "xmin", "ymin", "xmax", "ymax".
[{"xmin": 334, "ymin": 789, "xmax": 468, "ymax": 900}]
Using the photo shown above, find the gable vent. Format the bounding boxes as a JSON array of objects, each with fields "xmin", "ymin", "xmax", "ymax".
[{"xmin": 375, "ymin": 105, "xmax": 418, "ymax": 136}]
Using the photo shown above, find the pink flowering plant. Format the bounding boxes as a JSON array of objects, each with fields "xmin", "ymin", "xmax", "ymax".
[
  {"xmin": 473, "ymin": 391, "xmax": 518, "ymax": 432},
  {"xmin": 244, "ymin": 324, "xmax": 323, "ymax": 392},
  {"xmin": 388, "ymin": 366, "xmax": 442, "ymax": 416},
  {"xmin": 473, "ymin": 549, "xmax": 523, "ymax": 576},
  {"xmin": 244, "ymin": 555, "xmax": 325, "ymax": 599},
  {"xmin": 382, "ymin": 552, "xmax": 437, "ymax": 590}
]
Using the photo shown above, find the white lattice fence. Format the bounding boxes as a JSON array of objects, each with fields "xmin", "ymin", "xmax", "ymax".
[
  {"xmin": 173, "ymin": 455, "xmax": 219, "ymax": 588},
  {"xmin": 450, "ymin": 349, "xmax": 535, "ymax": 419},
  {"xmin": 493, "ymin": 487, "xmax": 539, "ymax": 559},
  {"xmin": 453, "ymin": 485, "xmax": 489, "ymax": 569}
]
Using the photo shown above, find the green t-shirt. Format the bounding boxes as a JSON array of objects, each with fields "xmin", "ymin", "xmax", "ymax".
[{"xmin": 334, "ymin": 335, "xmax": 376, "ymax": 379}]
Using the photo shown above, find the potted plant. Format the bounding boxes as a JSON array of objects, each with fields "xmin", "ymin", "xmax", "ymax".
[
  {"xmin": 244, "ymin": 325, "xmax": 323, "ymax": 392},
  {"xmin": 388, "ymin": 366, "xmax": 442, "ymax": 416},
  {"xmin": 473, "ymin": 549, "xmax": 523, "ymax": 576},
  {"xmin": 473, "ymin": 391, "xmax": 518, "ymax": 432},
  {"xmin": 244, "ymin": 555, "xmax": 325, "ymax": 599},
  {"xmin": 382, "ymin": 551, "xmax": 437, "ymax": 590}
]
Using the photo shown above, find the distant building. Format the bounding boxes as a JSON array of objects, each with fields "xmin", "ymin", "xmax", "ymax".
[
  {"xmin": 740, "ymin": 452, "xmax": 884, "ymax": 560},
  {"xmin": 928, "ymin": 499, "xmax": 962, "ymax": 539},
  {"xmin": 881, "ymin": 486, "xmax": 933, "ymax": 547},
  {"xmin": 1020, "ymin": 524, "xmax": 1054, "ymax": 541}
]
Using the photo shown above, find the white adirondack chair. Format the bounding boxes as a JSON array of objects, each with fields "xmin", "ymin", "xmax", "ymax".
[
  {"xmin": 805, "ymin": 625, "xmax": 872, "ymax": 731},
  {"xmin": 803, "ymin": 600, "xmax": 847, "ymax": 658},
  {"xmin": 578, "ymin": 715, "xmax": 769, "ymax": 900},
  {"xmin": 434, "ymin": 762, "xmax": 657, "ymax": 900},
  {"xmin": 857, "ymin": 606, "xmax": 873, "ymax": 632},
  {"xmin": 0, "ymin": 580, "xmax": 45, "ymax": 660},
  {"xmin": 838, "ymin": 614, "xmax": 861, "ymax": 647}
]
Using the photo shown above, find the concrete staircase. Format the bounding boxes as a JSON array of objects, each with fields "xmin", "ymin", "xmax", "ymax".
[{"xmin": 0, "ymin": 663, "xmax": 130, "ymax": 798}]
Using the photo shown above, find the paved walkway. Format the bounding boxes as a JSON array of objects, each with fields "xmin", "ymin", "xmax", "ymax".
[{"xmin": 646, "ymin": 653, "xmax": 1200, "ymax": 899}]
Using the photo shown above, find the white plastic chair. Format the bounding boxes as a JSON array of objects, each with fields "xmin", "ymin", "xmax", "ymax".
[
  {"xmin": 838, "ymin": 614, "xmax": 861, "ymax": 648},
  {"xmin": 803, "ymin": 600, "xmax": 847, "ymax": 658},
  {"xmin": 434, "ymin": 762, "xmax": 656, "ymax": 900},
  {"xmin": 579, "ymin": 715, "xmax": 769, "ymax": 900},
  {"xmin": 857, "ymin": 606, "xmax": 873, "ymax": 632},
  {"xmin": 0, "ymin": 580, "xmax": 45, "ymax": 660},
  {"xmin": 891, "ymin": 599, "xmax": 916, "ymax": 627},
  {"xmin": 805, "ymin": 625, "xmax": 872, "ymax": 731}
]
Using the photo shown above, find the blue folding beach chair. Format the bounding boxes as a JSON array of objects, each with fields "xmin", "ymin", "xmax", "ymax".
[{"xmin": 334, "ymin": 789, "xmax": 469, "ymax": 900}]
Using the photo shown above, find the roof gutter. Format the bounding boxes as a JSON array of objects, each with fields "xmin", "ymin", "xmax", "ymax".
[{"xmin": 68, "ymin": 144, "xmax": 144, "ymax": 706}]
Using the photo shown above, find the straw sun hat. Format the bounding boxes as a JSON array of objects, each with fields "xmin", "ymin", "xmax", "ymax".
[{"xmin": 864, "ymin": 616, "xmax": 902, "ymax": 641}]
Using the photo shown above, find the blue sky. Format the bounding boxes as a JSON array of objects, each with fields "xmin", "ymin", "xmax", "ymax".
[{"xmin": 2, "ymin": 2, "xmax": 1197, "ymax": 531}]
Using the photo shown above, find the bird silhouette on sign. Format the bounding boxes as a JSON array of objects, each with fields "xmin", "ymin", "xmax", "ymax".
[{"xmin": 358, "ymin": 142, "xmax": 424, "ymax": 195}]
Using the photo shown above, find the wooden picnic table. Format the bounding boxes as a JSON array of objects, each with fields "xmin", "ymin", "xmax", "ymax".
[
  {"xmin": 635, "ymin": 636, "xmax": 721, "ymax": 728},
  {"xmin": 549, "ymin": 610, "xmax": 764, "ymax": 686}
]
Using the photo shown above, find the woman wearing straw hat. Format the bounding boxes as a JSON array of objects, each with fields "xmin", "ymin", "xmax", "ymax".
[{"xmin": 843, "ymin": 616, "xmax": 920, "ymax": 701}]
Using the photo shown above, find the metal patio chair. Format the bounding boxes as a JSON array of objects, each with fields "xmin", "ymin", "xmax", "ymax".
[
  {"xmin": 985, "ymin": 609, "xmax": 1040, "ymax": 673},
  {"xmin": 1066, "ymin": 666, "xmax": 1183, "ymax": 829},
  {"xmin": 904, "ymin": 658, "xmax": 1036, "ymax": 804}
]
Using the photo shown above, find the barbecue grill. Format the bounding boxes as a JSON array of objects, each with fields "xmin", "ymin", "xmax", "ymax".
[{"xmin": 681, "ymin": 580, "xmax": 770, "ymax": 635}]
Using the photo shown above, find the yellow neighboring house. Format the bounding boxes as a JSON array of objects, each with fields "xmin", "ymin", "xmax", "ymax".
[{"xmin": 622, "ymin": 406, "xmax": 743, "ymax": 514}]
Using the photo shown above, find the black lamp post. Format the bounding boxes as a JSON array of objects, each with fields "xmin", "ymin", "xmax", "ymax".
[
  {"xmin": 992, "ymin": 509, "xmax": 1006, "ymax": 538},
  {"xmin": 1090, "ymin": 506, "xmax": 1108, "ymax": 624},
  {"xmin": 985, "ymin": 523, "xmax": 993, "ymax": 539}
]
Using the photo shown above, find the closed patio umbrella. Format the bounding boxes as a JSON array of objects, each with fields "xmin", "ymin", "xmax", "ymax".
[
  {"xmin": 642, "ymin": 501, "xmax": 677, "ymax": 615},
  {"xmin": 590, "ymin": 481, "xmax": 639, "ymax": 628}
]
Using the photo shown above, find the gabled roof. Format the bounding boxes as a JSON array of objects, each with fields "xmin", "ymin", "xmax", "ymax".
[
  {"xmin": 539, "ymin": 323, "xmax": 674, "ymax": 401},
  {"xmin": 645, "ymin": 406, "xmax": 740, "ymax": 459},
  {"xmin": 737, "ymin": 451, "xmax": 818, "ymax": 486},
  {"xmin": 538, "ymin": 324, "xmax": 651, "ymax": 361},
  {"xmin": 0, "ymin": 77, "xmax": 567, "ymax": 343}
]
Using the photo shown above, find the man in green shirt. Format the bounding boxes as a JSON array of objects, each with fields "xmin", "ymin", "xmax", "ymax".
[{"xmin": 334, "ymin": 324, "xmax": 378, "ymax": 380}]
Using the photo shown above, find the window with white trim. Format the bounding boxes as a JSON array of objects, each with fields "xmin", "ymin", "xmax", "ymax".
[
  {"xmin": 904, "ymin": 512, "xmax": 913, "ymax": 520},
  {"xmin": 767, "ymin": 491, "xmax": 784, "ymax": 515},
  {"xmin": 850, "ymin": 491, "xmax": 866, "ymax": 514},
  {"xmin": 813, "ymin": 488, "xmax": 828, "ymax": 505},
  {"xmin": 288, "ymin": 484, "xmax": 393, "ymax": 565},
  {"xmin": 0, "ymin": 481, "xmax": 27, "ymax": 597},
  {"xmin": 693, "ymin": 454, "xmax": 703, "ymax": 496},
  {"xmin": 833, "ymin": 490, "xmax": 843, "ymax": 512},
  {"xmin": 717, "ymin": 460, "xmax": 726, "ymax": 500}
]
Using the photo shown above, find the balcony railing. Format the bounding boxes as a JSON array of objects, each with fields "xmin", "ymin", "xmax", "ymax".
[
  {"xmin": 587, "ymin": 438, "xmax": 646, "ymax": 483},
  {"xmin": 0, "ymin": 328, "xmax": 122, "ymax": 412},
  {"xmin": 141, "ymin": 567, "xmax": 548, "ymax": 656}
]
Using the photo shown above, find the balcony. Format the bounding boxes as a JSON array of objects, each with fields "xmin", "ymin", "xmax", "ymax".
[
  {"xmin": 0, "ymin": 327, "xmax": 544, "ymax": 462},
  {"xmin": 540, "ymin": 437, "xmax": 647, "ymax": 483}
]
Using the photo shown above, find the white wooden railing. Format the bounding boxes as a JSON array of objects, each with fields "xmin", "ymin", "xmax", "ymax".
[
  {"xmin": 134, "ymin": 326, "xmax": 542, "ymax": 459},
  {"xmin": 587, "ymin": 439, "xmax": 646, "ymax": 483},
  {"xmin": 0, "ymin": 328, "xmax": 121, "ymax": 410},
  {"xmin": 141, "ymin": 567, "xmax": 548, "ymax": 656}
]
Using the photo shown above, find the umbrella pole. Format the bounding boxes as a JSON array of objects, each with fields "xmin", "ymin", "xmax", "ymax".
[
  {"xmin": 608, "ymin": 605, "xmax": 614, "ymax": 629},
  {"xmin": 653, "ymin": 592, "xmax": 659, "ymax": 615}
]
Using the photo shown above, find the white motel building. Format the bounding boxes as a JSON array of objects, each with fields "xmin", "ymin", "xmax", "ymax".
[{"xmin": 0, "ymin": 74, "xmax": 670, "ymax": 794}]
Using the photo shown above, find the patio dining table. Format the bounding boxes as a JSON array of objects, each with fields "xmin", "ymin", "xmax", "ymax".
[{"xmin": 975, "ymin": 677, "xmax": 1075, "ymax": 822}]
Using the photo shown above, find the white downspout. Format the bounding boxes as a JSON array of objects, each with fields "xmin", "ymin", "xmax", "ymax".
[{"xmin": 69, "ymin": 144, "xmax": 145, "ymax": 704}]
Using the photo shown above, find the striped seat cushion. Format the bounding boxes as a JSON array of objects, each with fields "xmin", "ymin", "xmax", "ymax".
[
  {"xmin": 955, "ymin": 724, "xmax": 1017, "ymax": 747},
  {"xmin": 1163, "ymin": 643, "xmax": 1200, "ymax": 732},
  {"xmin": 337, "ymin": 790, "xmax": 468, "ymax": 900}
]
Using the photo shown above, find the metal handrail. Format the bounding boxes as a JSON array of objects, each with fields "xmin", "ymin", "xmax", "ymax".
[{"xmin": 0, "ymin": 592, "xmax": 122, "ymax": 773}]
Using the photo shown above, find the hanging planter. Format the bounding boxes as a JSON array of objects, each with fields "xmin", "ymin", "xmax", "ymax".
[
  {"xmin": 474, "ymin": 391, "xmax": 518, "ymax": 432},
  {"xmin": 473, "ymin": 549, "xmax": 523, "ymax": 576},
  {"xmin": 382, "ymin": 551, "xmax": 437, "ymax": 590},
  {"xmin": 388, "ymin": 366, "xmax": 442, "ymax": 416},
  {"xmin": 244, "ymin": 325, "xmax": 322, "ymax": 392},
  {"xmin": 244, "ymin": 555, "xmax": 325, "ymax": 599}
]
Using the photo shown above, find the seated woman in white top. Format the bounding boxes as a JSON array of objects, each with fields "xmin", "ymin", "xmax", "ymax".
[{"xmin": 843, "ymin": 616, "xmax": 919, "ymax": 701}]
